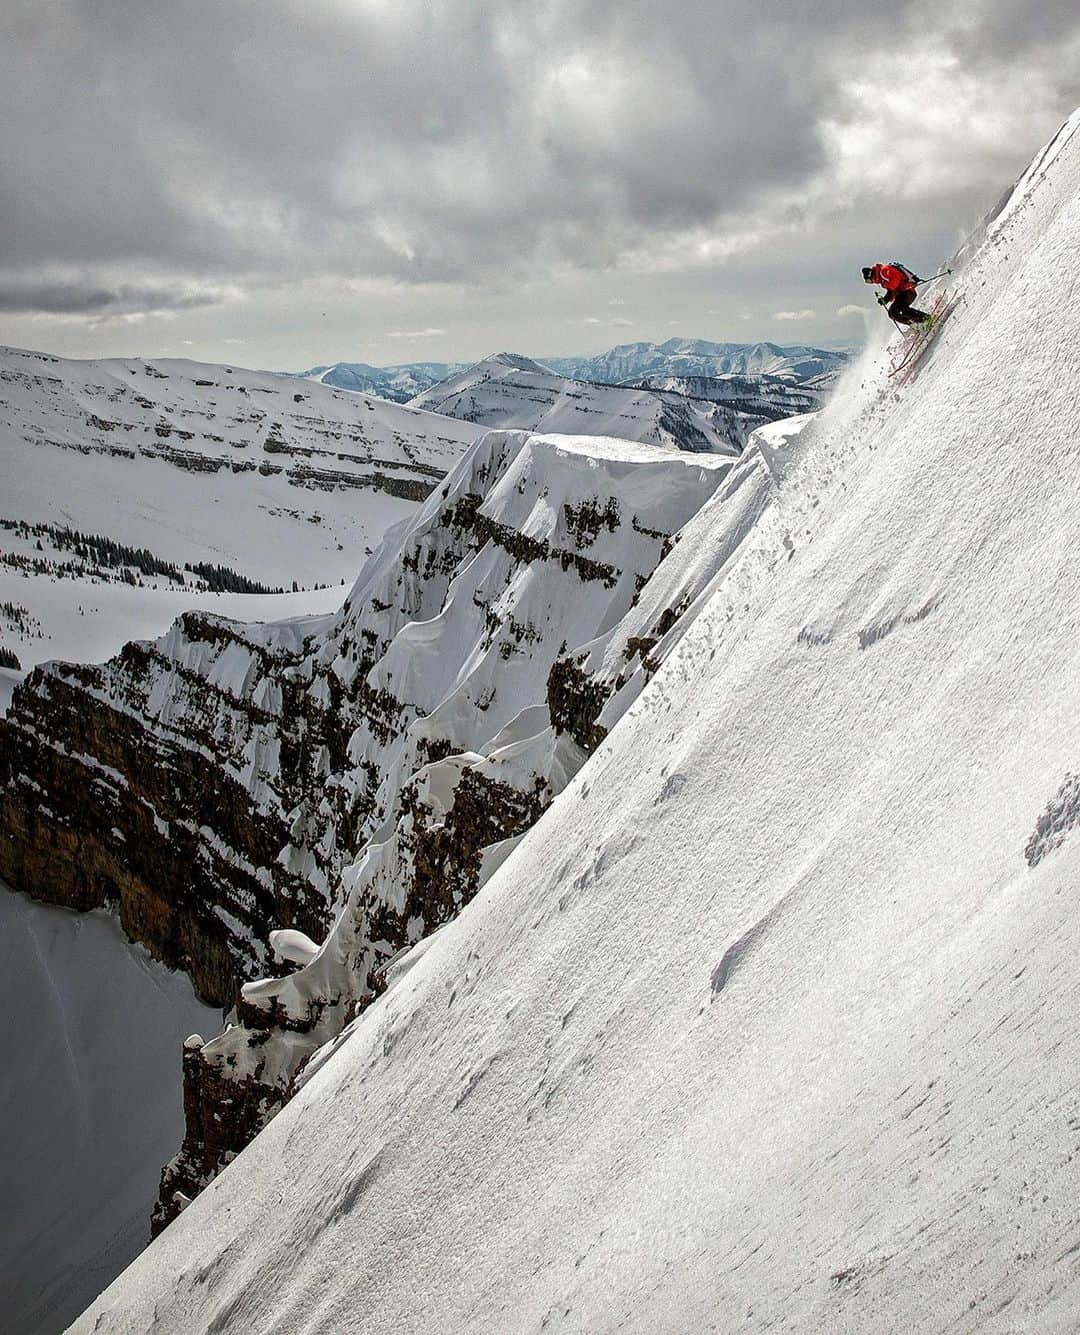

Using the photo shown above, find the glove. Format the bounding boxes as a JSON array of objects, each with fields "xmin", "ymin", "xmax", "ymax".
[{"xmin": 877, "ymin": 294, "xmax": 890, "ymax": 307}]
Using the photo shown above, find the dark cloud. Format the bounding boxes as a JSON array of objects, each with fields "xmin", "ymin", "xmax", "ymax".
[
  {"xmin": 0, "ymin": 0, "xmax": 1078, "ymax": 320},
  {"xmin": 0, "ymin": 274, "xmax": 228, "ymax": 316}
]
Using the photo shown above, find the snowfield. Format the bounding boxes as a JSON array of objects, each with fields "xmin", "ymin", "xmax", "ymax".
[
  {"xmin": 0, "ymin": 346, "xmax": 479, "ymax": 586},
  {"xmin": 69, "ymin": 110, "xmax": 1080, "ymax": 1334}
]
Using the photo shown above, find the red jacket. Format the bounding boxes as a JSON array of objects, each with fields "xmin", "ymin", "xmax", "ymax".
[{"xmin": 871, "ymin": 263, "xmax": 917, "ymax": 295}]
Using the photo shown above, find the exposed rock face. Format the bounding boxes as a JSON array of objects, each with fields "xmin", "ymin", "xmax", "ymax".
[
  {"xmin": 546, "ymin": 656, "xmax": 610, "ymax": 753},
  {"xmin": 0, "ymin": 426, "xmax": 739, "ymax": 1223},
  {"xmin": 152, "ymin": 1036, "xmax": 276, "ymax": 1236},
  {"xmin": 0, "ymin": 620, "xmax": 327, "ymax": 1003}
]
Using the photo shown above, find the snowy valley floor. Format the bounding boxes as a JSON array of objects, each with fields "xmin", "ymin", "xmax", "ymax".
[{"xmin": 0, "ymin": 884, "xmax": 214, "ymax": 1335}]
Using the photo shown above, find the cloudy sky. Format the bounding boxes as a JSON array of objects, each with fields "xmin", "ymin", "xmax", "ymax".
[{"xmin": 2, "ymin": 0, "xmax": 1079, "ymax": 370}]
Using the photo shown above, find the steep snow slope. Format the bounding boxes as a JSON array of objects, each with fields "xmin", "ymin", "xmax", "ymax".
[
  {"xmin": 0, "ymin": 884, "xmax": 213, "ymax": 1335},
  {"xmin": 408, "ymin": 352, "xmax": 748, "ymax": 454},
  {"xmin": 0, "ymin": 347, "xmax": 480, "ymax": 669},
  {"xmin": 546, "ymin": 337, "xmax": 847, "ymax": 384},
  {"xmin": 73, "ymin": 109, "xmax": 1080, "ymax": 1333}
]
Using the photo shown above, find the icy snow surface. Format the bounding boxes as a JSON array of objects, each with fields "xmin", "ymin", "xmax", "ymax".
[
  {"xmin": 0, "ymin": 885, "xmax": 214, "ymax": 1335},
  {"xmin": 74, "ymin": 112, "xmax": 1080, "ymax": 1333}
]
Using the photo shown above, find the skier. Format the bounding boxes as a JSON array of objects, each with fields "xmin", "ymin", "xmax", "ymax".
[{"xmin": 862, "ymin": 262, "xmax": 929, "ymax": 326}]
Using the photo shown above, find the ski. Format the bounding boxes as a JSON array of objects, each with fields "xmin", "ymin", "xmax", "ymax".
[{"xmin": 888, "ymin": 291, "xmax": 958, "ymax": 383}]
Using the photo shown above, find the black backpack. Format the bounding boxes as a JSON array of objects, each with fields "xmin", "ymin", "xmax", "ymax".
[{"xmin": 890, "ymin": 261, "xmax": 921, "ymax": 285}]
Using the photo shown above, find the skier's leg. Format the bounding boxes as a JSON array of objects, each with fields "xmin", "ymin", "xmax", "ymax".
[
  {"xmin": 888, "ymin": 291, "xmax": 915, "ymax": 324},
  {"xmin": 890, "ymin": 290, "xmax": 928, "ymax": 324}
]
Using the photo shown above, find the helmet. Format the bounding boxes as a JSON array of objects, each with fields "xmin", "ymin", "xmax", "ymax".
[{"xmin": 862, "ymin": 266, "xmax": 874, "ymax": 283}]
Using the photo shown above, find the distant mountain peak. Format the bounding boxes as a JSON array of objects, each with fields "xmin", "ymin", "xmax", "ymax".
[{"xmin": 481, "ymin": 351, "xmax": 553, "ymax": 373}]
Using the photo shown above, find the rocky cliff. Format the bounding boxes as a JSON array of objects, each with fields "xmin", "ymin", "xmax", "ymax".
[{"xmin": 2, "ymin": 424, "xmax": 783, "ymax": 1225}]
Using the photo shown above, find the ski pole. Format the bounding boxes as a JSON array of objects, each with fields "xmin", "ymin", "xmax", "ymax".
[{"xmin": 915, "ymin": 268, "xmax": 952, "ymax": 286}]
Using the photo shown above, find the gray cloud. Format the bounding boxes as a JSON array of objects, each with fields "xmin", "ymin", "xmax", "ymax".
[
  {"xmin": 0, "ymin": 273, "xmax": 230, "ymax": 317},
  {"xmin": 0, "ymin": 0, "xmax": 1078, "ymax": 339}
]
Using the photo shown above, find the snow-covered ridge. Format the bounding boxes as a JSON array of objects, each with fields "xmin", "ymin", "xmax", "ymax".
[
  {"xmin": 627, "ymin": 371, "xmax": 824, "ymax": 424},
  {"xmin": 69, "ymin": 108, "xmax": 1080, "ymax": 1332},
  {"xmin": 140, "ymin": 415, "xmax": 808, "ymax": 1224},
  {"xmin": 406, "ymin": 352, "xmax": 754, "ymax": 454},
  {"xmin": 1, "ymin": 424, "xmax": 734, "ymax": 1224}
]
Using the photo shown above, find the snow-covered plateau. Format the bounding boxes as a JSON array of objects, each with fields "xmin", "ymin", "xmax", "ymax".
[
  {"xmin": 50, "ymin": 104, "xmax": 1080, "ymax": 1331},
  {"xmin": 0, "ymin": 346, "xmax": 483, "ymax": 676}
]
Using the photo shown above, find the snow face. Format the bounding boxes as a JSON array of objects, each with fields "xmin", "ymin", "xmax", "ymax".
[
  {"xmin": 407, "ymin": 353, "xmax": 750, "ymax": 454},
  {"xmin": 0, "ymin": 884, "xmax": 214, "ymax": 1335},
  {"xmin": 69, "ymin": 108, "xmax": 1080, "ymax": 1333}
]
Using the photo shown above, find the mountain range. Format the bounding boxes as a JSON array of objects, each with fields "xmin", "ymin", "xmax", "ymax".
[
  {"xmin": 543, "ymin": 337, "xmax": 848, "ymax": 385},
  {"xmin": 406, "ymin": 351, "xmax": 752, "ymax": 453},
  {"xmin": 298, "ymin": 337, "xmax": 847, "ymax": 402}
]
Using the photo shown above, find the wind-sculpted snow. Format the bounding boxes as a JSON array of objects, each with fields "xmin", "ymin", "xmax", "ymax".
[
  {"xmin": 68, "ymin": 109, "xmax": 1080, "ymax": 1333},
  {"xmin": 407, "ymin": 352, "xmax": 752, "ymax": 454}
]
